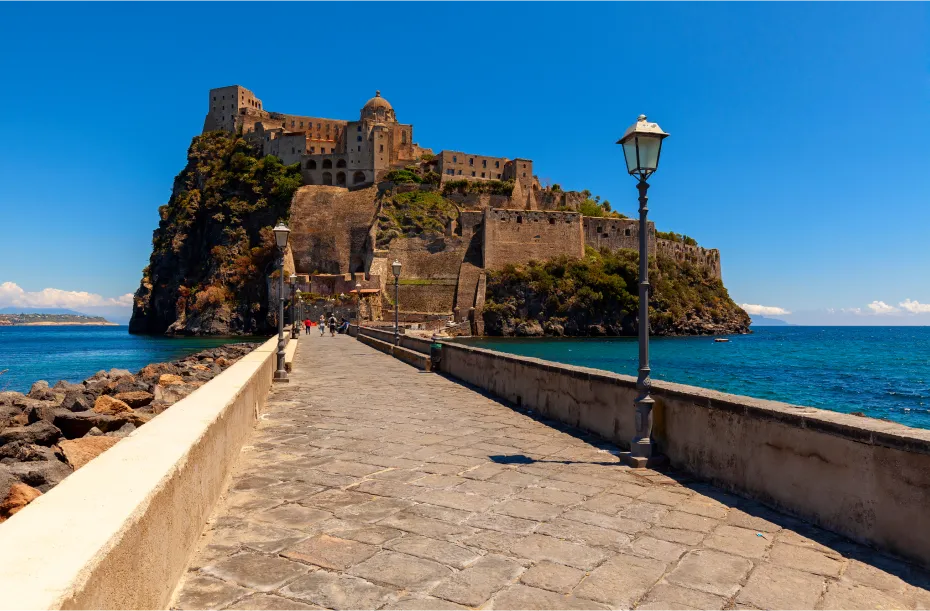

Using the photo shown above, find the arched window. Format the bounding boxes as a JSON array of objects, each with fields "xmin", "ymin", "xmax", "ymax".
[
  {"xmin": 452, "ymin": 156, "xmax": 457, "ymax": 163},
  {"xmin": 307, "ymin": 160, "xmax": 317, "ymax": 170},
  {"xmin": 322, "ymin": 159, "xmax": 333, "ymax": 169},
  {"xmin": 322, "ymin": 172, "xmax": 333, "ymax": 185},
  {"xmin": 336, "ymin": 159, "xmax": 347, "ymax": 168},
  {"xmin": 353, "ymin": 171, "xmax": 366, "ymax": 185},
  {"xmin": 336, "ymin": 172, "xmax": 346, "ymax": 187}
]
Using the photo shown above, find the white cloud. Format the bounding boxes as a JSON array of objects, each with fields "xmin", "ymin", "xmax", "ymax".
[
  {"xmin": 899, "ymin": 299, "xmax": 930, "ymax": 314},
  {"xmin": 740, "ymin": 303, "xmax": 791, "ymax": 316},
  {"xmin": 867, "ymin": 300, "xmax": 899, "ymax": 315},
  {"xmin": 0, "ymin": 282, "xmax": 132, "ymax": 310}
]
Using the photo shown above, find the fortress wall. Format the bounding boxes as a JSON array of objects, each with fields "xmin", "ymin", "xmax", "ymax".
[
  {"xmin": 383, "ymin": 235, "xmax": 471, "ymax": 314},
  {"xmin": 583, "ymin": 217, "xmax": 656, "ymax": 253},
  {"xmin": 288, "ymin": 185, "xmax": 379, "ymax": 274},
  {"xmin": 657, "ymin": 239, "xmax": 722, "ymax": 278},
  {"xmin": 459, "ymin": 211, "xmax": 484, "ymax": 238},
  {"xmin": 483, "ymin": 209, "xmax": 585, "ymax": 270}
]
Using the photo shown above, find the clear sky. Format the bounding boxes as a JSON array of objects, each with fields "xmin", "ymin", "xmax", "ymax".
[{"xmin": 0, "ymin": 2, "xmax": 928, "ymax": 325}]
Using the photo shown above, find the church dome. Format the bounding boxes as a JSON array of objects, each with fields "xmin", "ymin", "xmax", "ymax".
[{"xmin": 361, "ymin": 91, "xmax": 395, "ymax": 121}]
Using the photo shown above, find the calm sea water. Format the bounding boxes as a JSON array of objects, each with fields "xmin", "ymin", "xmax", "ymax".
[
  {"xmin": 0, "ymin": 326, "xmax": 261, "ymax": 393},
  {"xmin": 461, "ymin": 327, "xmax": 930, "ymax": 430}
]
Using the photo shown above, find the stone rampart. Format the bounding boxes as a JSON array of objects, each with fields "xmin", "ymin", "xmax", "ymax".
[
  {"xmin": 583, "ymin": 217, "xmax": 656, "ymax": 253},
  {"xmin": 0, "ymin": 336, "xmax": 279, "ymax": 609},
  {"xmin": 434, "ymin": 340, "xmax": 930, "ymax": 568},
  {"xmin": 483, "ymin": 209, "xmax": 585, "ymax": 270},
  {"xmin": 289, "ymin": 185, "xmax": 379, "ymax": 274},
  {"xmin": 656, "ymin": 239, "xmax": 722, "ymax": 279}
]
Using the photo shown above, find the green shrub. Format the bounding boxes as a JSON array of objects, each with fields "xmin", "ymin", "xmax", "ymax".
[{"xmin": 383, "ymin": 169, "xmax": 422, "ymax": 184}]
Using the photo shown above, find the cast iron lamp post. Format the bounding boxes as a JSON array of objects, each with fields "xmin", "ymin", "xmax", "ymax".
[
  {"xmin": 273, "ymin": 223, "xmax": 290, "ymax": 382},
  {"xmin": 617, "ymin": 114, "xmax": 668, "ymax": 466},
  {"xmin": 289, "ymin": 274, "xmax": 298, "ymax": 339},
  {"xmin": 392, "ymin": 260, "xmax": 402, "ymax": 345},
  {"xmin": 356, "ymin": 282, "xmax": 362, "ymax": 327}
]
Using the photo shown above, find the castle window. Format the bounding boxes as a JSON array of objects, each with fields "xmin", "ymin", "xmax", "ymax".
[
  {"xmin": 447, "ymin": 169, "xmax": 454, "ymax": 175},
  {"xmin": 453, "ymin": 156, "xmax": 457, "ymax": 163},
  {"xmin": 291, "ymin": 147, "xmax": 295, "ymax": 154},
  {"xmin": 336, "ymin": 159, "xmax": 347, "ymax": 168},
  {"xmin": 379, "ymin": 144, "xmax": 384, "ymax": 152},
  {"xmin": 357, "ymin": 136, "xmax": 362, "ymax": 142},
  {"xmin": 496, "ymin": 173, "xmax": 501, "ymax": 179},
  {"xmin": 517, "ymin": 215, "xmax": 523, "ymax": 224},
  {"xmin": 597, "ymin": 226, "xmax": 602, "ymax": 233},
  {"xmin": 323, "ymin": 159, "xmax": 333, "ymax": 169},
  {"xmin": 402, "ymin": 131, "xmax": 407, "ymax": 144},
  {"xmin": 457, "ymin": 170, "xmax": 462, "ymax": 175},
  {"xmin": 291, "ymin": 121, "xmax": 295, "ymax": 128},
  {"xmin": 482, "ymin": 160, "xmax": 487, "ymax": 168},
  {"xmin": 469, "ymin": 158, "xmax": 474, "ymax": 166},
  {"xmin": 471, "ymin": 171, "xmax": 476, "ymax": 177},
  {"xmin": 495, "ymin": 161, "xmax": 500, "ymax": 168},
  {"xmin": 522, "ymin": 172, "xmax": 526, "ymax": 177},
  {"xmin": 307, "ymin": 160, "xmax": 317, "ymax": 170},
  {"xmin": 481, "ymin": 172, "xmax": 485, "ymax": 178},
  {"xmin": 300, "ymin": 121, "xmax": 303, "ymax": 128},
  {"xmin": 357, "ymin": 125, "xmax": 361, "ymax": 132},
  {"xmin": 310, "ymin": 147, "xmax": 315, "ymax": 153},
  {"xmin": 549, "ymin": 218, "xmax": 555, "ymax": 225},
  {"xmin": 625, "ymin": 229, "xmax": 631, "ymax": 236}
]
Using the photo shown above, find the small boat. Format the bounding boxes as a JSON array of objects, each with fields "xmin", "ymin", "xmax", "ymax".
[{"xmin": 714, "ymin": 338, "xmax": 730, "ymax": 343}]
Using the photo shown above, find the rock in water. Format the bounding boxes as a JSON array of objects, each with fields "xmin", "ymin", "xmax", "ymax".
[
  {"xmin": 0, "ymin": 483, "xmax": 42, "ymax": 522},
  {"xmin": 92, "ymin": 395, "xmax": 133, "ymax": 416},
  {"xmin": 58, "ymin": 437, "xmax": 120, "ymax": 470}
]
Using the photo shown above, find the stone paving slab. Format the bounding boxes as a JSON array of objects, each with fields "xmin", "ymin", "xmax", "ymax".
[{"xmin": 172, "ymin": 333, "xmax": 930, "ymax": 610}]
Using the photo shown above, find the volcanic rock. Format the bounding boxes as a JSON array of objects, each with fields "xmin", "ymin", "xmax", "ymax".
[
  {"xmin": 0, "ymin": 483, "xmax": 42, "ymax": 523},
  {"xmin": 60, "ymin": 390, "xmax": 92, "ymax": 413},
  {"xmin": 92, "ymin": 395, "xmax": 133, "ymax": 416},
  {"xmin": 59, "ymin": 436, "xmax": 121, "ymax": 470},
  {"xmin": 0, "ymin": 442, "xmax": 60, "ymax": 464},
  {"xmin": 0, "ymin": 421, "xmax": 62, "ymax": 447},
  {"xmin": 113, "ymin": 391, "xmax": 154, "ymax": 408},
  {"xmin": 53, "ymin": 410, "xmax": 130, "ymax": 438},
  {"xmin": 158, "ymin": 374, "xmax": 185, "ymax": 386},
  {"xmin": 7, "ymin": 459, "xmax": 72, "ymax": 491}
]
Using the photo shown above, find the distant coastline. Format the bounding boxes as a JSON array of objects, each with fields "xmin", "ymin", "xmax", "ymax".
[
  {"xmin": 4, "ymin": 321, "xmax": 121, "ymax": 327},
  {"xmin": 0, "ymin": 313, "xmax": 118, "ymax": 327}
]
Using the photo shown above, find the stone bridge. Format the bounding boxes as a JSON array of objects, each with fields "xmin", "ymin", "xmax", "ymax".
[{"xmin": 1, "ymin": 332, "xmax": 929, "ymax": 610}]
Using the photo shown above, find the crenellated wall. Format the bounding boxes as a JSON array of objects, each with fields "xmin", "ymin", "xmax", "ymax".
[
  {"xmin": 656, "ymin": 239, "xmax": 721, "ymax": 279},
  {"xmin": 483, "ymin": 209, "xmax": 585, "ymax": 270}
]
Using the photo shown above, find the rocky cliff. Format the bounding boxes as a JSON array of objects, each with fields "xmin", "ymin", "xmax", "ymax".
[
  {"xmin": 129, "ymin": 132, "xmax": 301, "ymax": 336},
  {"xmin": 482, "ymin": 247, "xmax": 750, "ymax": 337}
]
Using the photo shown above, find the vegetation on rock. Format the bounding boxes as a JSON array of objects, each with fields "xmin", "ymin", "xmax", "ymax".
[
  {"xmin": 483, "ymin": 246, "xmax": 749, "ymax": 337},
  {"xmin": 442, "ymin": 179, "xmax": 514, "ymax": 196},
  {"xmin": 656, "ymin": 230, "xmax": 698, "ymax": 246},
  {"xmin": 129, "ymin": 131, "xmax": 302, "ymax": 335},
  {"xmin": 375, "ymin": 190, "xmax": 458, "ymax": 248}
]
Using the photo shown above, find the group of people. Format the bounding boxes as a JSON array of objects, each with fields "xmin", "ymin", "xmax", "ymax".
[{"xmin": 303, "ymin": 314, "xmax": 349, "ymax": 337}]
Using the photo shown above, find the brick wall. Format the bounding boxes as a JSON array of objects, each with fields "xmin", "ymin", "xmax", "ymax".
[
  {"xmin": 483, "ymin": 209, "xmax": 585, "ymax": 270},
  {"xmin": 656, "ymin": 240, "xmax": 722, "ymax": 279},
  {"xmin": 583, "ymin": 217, "xmax": 656, "ymax": 253}
]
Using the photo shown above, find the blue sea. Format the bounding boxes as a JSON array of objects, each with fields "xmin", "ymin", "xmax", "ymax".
[
  {"xmin": 0, "ymin": 326, "xmax": 259, "ymax": 393},
  {"xmin": 461, "ymin": 326, "xmax": 930, "ymax": 430}
]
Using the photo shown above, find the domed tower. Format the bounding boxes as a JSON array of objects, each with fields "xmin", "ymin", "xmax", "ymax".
[{"xmin": 360, "ymin": 90, "xmax": 396, "ymax": 123}]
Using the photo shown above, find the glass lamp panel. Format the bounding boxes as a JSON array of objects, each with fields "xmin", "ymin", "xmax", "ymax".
[
  {"xmin": 392, "ymin": 261, "xmax": 402, "ymax": 277},
  {"xmin": 638, "ymin": 135, "xmax": 663, "ymax": 171},
  {"xmin": 622, "ymin": 139, "xmax": 639, "ymax": 174},
  {"xmin": 273, "ymin": 226, "xmax": 290, "ymax": 248}
]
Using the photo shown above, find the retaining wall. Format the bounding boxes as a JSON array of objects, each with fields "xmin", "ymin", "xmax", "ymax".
[
  {"xmin": 0, "ymin": 336, "xmax": 279, "ymax": 609},
  {"xmin": 436, "ymin": 340, "xmax": 930, "ymax": 568}
]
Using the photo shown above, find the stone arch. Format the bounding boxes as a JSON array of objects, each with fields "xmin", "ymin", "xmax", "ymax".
[
  {"xmin": 322, "ymin": 171, "xmax": 333, "ymax": 185},
  {"xmin": 353, "ymin": 171, "xmax": 366, "ymax": 185},
  {"xmin": 307, "ymin": 159, "xmax": 317, "ymax": 170},
  {"xmin": 322, "ymin": 159, "xmax": 333, "ymax": 169},
  {"xmin": 336, "ymin": 171, "xmax": 346, "ymax": 187},
  {"xmin": 306, "ymin": 175, "xmax": 315, "ymax": 185},
  {"xmin": 336, "ymin": 158, "xmax": 347, "ymax": 168}
]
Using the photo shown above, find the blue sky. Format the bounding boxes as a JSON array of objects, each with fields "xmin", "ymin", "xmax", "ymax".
[{"xmin": 0, "ymin": 2, "xmax": 928, "ymax": 325}]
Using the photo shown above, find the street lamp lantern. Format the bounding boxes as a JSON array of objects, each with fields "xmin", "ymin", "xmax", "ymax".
[
  {"xmin": 273, "ymin": 223, "xmax": 291, "ymax": 249},
  {"xmin": 392, "ymin": 260, "xmax": 401, "ymax": 345},
  {"xmin": 617, "ymin": 114, "xmax": 669, "ymax": 467},
  {"xmin": 617, "ymin": 115, "xmax": 669, "ymax": 181}
]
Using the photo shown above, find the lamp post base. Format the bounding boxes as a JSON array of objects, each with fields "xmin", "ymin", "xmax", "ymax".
[
  {"xmin": 273, "ymin": 370, "xmax": 289, "ymax": 383},
  {"xmin": 618, "ymin": 451, "xmax": 667, "ymax": 469}
]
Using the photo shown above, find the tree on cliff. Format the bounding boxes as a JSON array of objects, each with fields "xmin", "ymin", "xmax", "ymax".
[
  {"xmin": 483, "ymin": 246, "xmax": 750, "ymax": 337},
  {"xmin": 129, "ymin": 132, "xmax": 302, "ymax": 336}
]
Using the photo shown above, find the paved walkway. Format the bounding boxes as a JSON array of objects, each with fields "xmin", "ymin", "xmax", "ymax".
[{"xmin": 173, "ymin": 333, "xmax": 930, "ymax": 610}]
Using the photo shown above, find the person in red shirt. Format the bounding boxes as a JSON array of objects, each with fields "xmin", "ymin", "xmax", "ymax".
[{"xmin": 303, "ymin": 318, "xmax": 312, "ymax": 334}]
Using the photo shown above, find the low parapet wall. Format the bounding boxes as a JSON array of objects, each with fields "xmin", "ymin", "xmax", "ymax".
[
  {"xmin": 357, "ymin": 325, "xmax": 433, "ymax": 355},
  {"xmin": 437, "ymin": 340, "xmax": 930, "ymax": 567},
  {"xmin": 0, "ymin": 336, "xmax": 279, "ymax": 609}
]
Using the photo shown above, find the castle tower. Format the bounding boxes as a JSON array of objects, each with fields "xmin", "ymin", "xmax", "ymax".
[{"xmin": 203, "ymin": 85, "xmax": 263, "ymax": 133}]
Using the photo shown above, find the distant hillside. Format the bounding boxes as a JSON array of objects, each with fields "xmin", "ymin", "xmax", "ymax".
[
  {"xmin": 0, "ymin": 313, "xmax": 116, "ymax": 326},
  {"xmin": 0, "ymin": 307, "xmax": 86, "ymax": 315}
]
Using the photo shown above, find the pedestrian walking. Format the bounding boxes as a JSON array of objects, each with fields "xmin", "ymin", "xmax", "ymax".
[
  {"xmin": 319, "ymin": 315, "xmax": 326, "ymax": 337},
  {"xmin": 328, "ymin": 314, "xmax": 337, "ymax": 337},
  {"xmin": 303, "ymin": 318, "xmax": 311, "ymax": 334}
]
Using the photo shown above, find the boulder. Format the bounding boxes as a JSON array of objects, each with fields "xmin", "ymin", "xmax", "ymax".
[
  {"xmin": 52, "ymin": 380, "xmax": 83, "ymax": 393},
  {"xmin": 0, "ymin": 483, "xmax": 41, "ymax": 522},
  {"xmin": 0, "ymin": 421, "xmax": 62, "ymax": 447},
  {"xmin": 108, "ymin": 368, "xmax": 134, "ymax": 380},
  {"xmin": 0, "ymin": 405, "xmax": 26, "ymax": 430},
  {"xmin": 92, "ymin": 395, "xmax": 133, "ymax": 416},
  {"xmin": 515, "ymin": 320, "xmax": 545, "ymax": 337},
  {"xmin": 59, "ymin": 436, "xmax": 120, "ymax": 470},
  {"xmin": 0, "ymin": 442, "xmax": 60, "ymax": 463},
  {"xmin": 60, "ymin": 390, "xmax": 92, "ymax": 412},
  {"xmin": 0, "ymin": 391, "xmax": 25, "ymax": 406},
  {"xmin": 153, "ymin": 383, "xmax": 195, "ymax": 406},
  {"xmin": 26, "ymin": 401, "xmax": 60, "ymax": 425},
  {"xmin": 7, "ymin": 459, "xmax": 72, "ymax": 491},
  {"xmin": 86, "ymin": 427, "xmax": 104, "ymax": 436},
  {"xmin": 137, "ymin": 362, "xmax": 180, "ymax": 382},
  {"xmin": 27, "ymin": 381, "xmax": 53, "ymax": 400},
  {"xmin": 113, "ymin": 391, "xmax": 154, "ymax": 408},
  {"xmin": 158, "ymin": 373, "xmax": 185, "ymax": 386},
  {"xmin": 105, "ymin": 423, "xmax": 137, "ymax": 438},
  {"xmin": 215, "ymin": 357, "xmax": 229, "ymax": 367},
  {"xmin": 0, "ymin": 464, "xmax": 17, "ymax": 503},
  {"xmin": 53, "ymin": 410, "xmax": 130, "ymax": 438},
  {"xmin": 88, "ymin": 370, "xmax": 110, "ymax": 381}
]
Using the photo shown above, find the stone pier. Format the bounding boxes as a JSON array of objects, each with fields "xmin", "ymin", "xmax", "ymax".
[{"xmin": 173, "ymin": 334, "xmax": 930, "ymax": 610}]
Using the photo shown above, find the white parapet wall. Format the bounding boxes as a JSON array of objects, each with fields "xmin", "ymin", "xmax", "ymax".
[{"xmin": 0, "ymin": 335, "xmax": 279, "ymax": 610}]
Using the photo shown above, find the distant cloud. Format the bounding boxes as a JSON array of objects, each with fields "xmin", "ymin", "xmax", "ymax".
[
  {"xmin": 740, "ymin": 303, "xmax": 791, "ymax": 316},
  {"xmin": 0, "ymin": 281, "xmax": 132, "ymax": 310},
  {"xmin": 899, "ymin": 299, "xmax": 930, "ymax": 314},
  {"xmin": 867, "ymin": 300, "xmax": 900, "ymax": 315}
]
